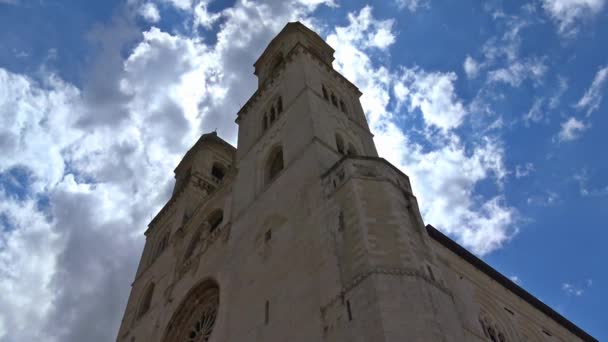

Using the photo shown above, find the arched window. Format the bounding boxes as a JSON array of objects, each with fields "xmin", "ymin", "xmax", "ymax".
[
  {"xmin": 335, "ymin": 134, "xmax": 345, "ymax": 155},
  {"xmin": 161, "ymin": 280, "xmax": 219, "ymax": 342},
  {"xmin": 156, "ymin": 232, "xmax": 169, "ymax": 259},
  {"xmin": 270, "ymin": 107, "xmax": 276, "ymax": 123},
  {"xmin": 277, "ymin": 96, "xmax": 283, "ymax": 113},
  {"xmin": 207, "ymin": 209, "xmax": 224, "ymax": 233},
  {"xmin": 137, "ymin": 283, "xmax": 155, "ymax": 319},
  {"xmin": 347, "ymin": 143, "xmax": 358, "ymax": 156},
  {"xmin": 266, "ymin": 146, "xmax": 284, "ymax": 183},
  {"xmin": 272, "ymin": 54, "xmax": 284, "ymax": 72},
  {"xmin": 211, "ymin": 163, "xmax": 226, "ymax": 183},
  {"xmin": 339, "ymin": 100, "xmax": 347, "ymax": 114},
  {"xmin": 184, "ymin": 231, "xmax": 201, "ymax": 261},
  {"xmin": 330, "ymin": 93, "xmax": 338, "ymax": 106},
  {"xmin": 322, "ymin": 85, "xmax": 329, "ymax": 100}
]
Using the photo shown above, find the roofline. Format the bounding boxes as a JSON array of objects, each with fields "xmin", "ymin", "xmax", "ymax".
[
  {"xmin": 426, "ymin": 224, "xmax": 597, "ymax": 342},
  {"xmin": 173, "ymin": 132, "xmax": 236, "ymax": 173},
  {"xmin": 253, "ymin": 21, "xmax": 334, "ymax": 70}
]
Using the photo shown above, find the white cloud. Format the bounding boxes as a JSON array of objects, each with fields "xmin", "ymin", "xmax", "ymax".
[
  {"xmin": 193, "ymin": 1, "xmax": 222, "ymax": 29},
  {"xmin": 328, "ymin": 7, "xmax": 515, "ymax": 255},
  {"xmin": 331, "ymin": 6, "xmax": 396, "ymax": 51},
  {"xmin": 524, "ymin": 98, "xmax": 545, "ymax": 124},
  {"xmin": 0, "ymin": 1, "xmax": 338, "ymax": 341},
  {"xmin": 510, "ymin": 275, "xmax": 521, "ymax": 284},
  {"xmin": 561, "ymin": 279, "xmax": 592, "ymax": 296},
  {"xmin": 162, "ymin": 0, "xmax": 193, "ymax": 11},
  {"xmin": 576, "ymin": 65, "xmax": 608, "ymax": 116},
  {"xmin": 0, "ymin": 3, "xmax": 520, "ymax": 341},
  {"xmin": 488, "ymin": 58, "xmax": 547, "ymax": 87},
  {"xmin": 395, "ymin": 68, "xmax": 467, "ymax": 131},
  {"xmin": 549, "ymin": 76, "xmax": 568, "ymax": 109},
  {"xmin": 464, "ymin": 55, "xmax": 481, "ymax": 79},
  {"xmin": 396, "ymin": 0, "xmax": 429, "ymax": 11},
  {"xmin": 526, "ymin": 191, "xmax": 559, "ymax": 206},
  {"xmin": 542, "ymin": 0, "xmax": 606, "ymax": 36},
  {"xmin": 138, "ymin": 2, "xmax": 160, "ymax": 23},
  {"xmin": 574, "ymin": 169, "xmax": 608, "ymax": 197},
  {"xmin": 515, "ymin": 162, "xmax": 535, "ymax": 178},
  {"xmin": 557, "ymin": 117, "xmax": 589, "ymax": 142},
  {"xmin": 562, "ymin": 282, "xmax": 585, "ymax": 296}
]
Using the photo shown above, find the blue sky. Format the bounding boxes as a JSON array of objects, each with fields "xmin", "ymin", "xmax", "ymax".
[{"xmin": 0, "ymin": 0, "xmax": 607, "ymax": 341}]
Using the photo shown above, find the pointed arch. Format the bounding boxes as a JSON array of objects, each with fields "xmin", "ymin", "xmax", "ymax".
[
  {"xmin": 322, "ymin": 85, "xmax": 329, "ymax": 100},
  {"xmin": 137, "ymin": 282, "xmax": 155, "ymax": 319},
  {"xmin": 161, "ymin": 279, "xmax": 220, "ymax": 342},
  {"xmin": 330, "ymin": 93, "xmax": 338, "ymax": 106},
  {"xmin": 346, "ymin": 143, "xmax": 358, "ymax": 156},
  {"xmin": 335, "ymin": 133, "xmax": 345, "ymax": 155},
  {"xmin": 207, "ymin": 209, "xmax": 224, "ymax": 233},
  {"xmin": 211, "ymin": 163, "xmax": 226, "ymax": 182},
  {"xmin": 265, "ymin": 145, "xmax": 284, "ymax": 183},
  {"xmin": 262, "ymin": 113, "xmax": 268, "ymax": 131},
  {"xmin": 277, "ymin": 96, "xmax": 283, "ymax": 113},
  {"xmin": 184, "ymin": 230, "xmax": 202, "ymax": 261},
  {"xmin": 339, "ymin": 99, "xmax": 347, "ymax": 114}
]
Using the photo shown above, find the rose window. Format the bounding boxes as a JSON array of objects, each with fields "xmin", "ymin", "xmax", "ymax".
[
  {"xmin": 162, "ymin": 281, "xmax": 220, "ymax": 342},
  {"xmin": 186, "ymin": 294, "xmax": 218, "ymax": 342}
]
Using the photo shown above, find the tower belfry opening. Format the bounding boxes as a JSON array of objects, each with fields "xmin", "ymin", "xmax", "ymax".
[{"xmin": 116, "ymin": 22, "xmax": 597, "ymax": 342}]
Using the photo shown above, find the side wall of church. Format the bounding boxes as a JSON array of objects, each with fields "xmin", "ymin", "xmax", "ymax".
[{"xmin": 430, "ymin": 239, "xmax": 587, "ymax": 341}]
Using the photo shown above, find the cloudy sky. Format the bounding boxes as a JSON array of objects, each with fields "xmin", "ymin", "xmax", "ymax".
[{"xmin": 0, "ymin": 0, "xmax": 607, "ymax": 340}]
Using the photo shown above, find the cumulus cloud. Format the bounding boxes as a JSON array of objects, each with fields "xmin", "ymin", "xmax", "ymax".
[
  {"xmin": 193, "ymin": 1, "xmax": 222, "ymax": 29},
  {"xmin": 0, "ymin": 2, "xmax": 521, "ymax": 341},
  {"xmin": 557, "ymin": 117, "xmax": 589, "ymax": 142},
  {"xmin": 138, "ymin": 2, "xmax": 160, "ymax": 23},
  {"xmin": 0, "ymin": 1, "xmax": 337, "ymax": 341},
  {"xmin": 576, "ymin": 65, "xmax": 608, "ymax": 116},
  {"xmin": 542, "ymin": 0, "xmax": 606, "ymax": 36},
  {"xmin": 395, "ymin": 68, "xmax": 467, "ymax": 131}
]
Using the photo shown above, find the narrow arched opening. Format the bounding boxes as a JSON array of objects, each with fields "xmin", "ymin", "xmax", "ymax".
[
  {"xmin": 335, "ymin": 134, "xmax": 345, "ymax": 155},
  {"xmin": 266, "ymin": 146, "xmax": 284, "ymax": 183},
  {"xmin": 207, "ymin": 209, "xmax": 224, "ymax": 233},
  {"xmin": 347, "ymin": 143, "xmax": 358, "ymax": 156},
  {"xmin": 263, "ymin": 114, "xmax": 268, "ymax": 131},
  {"xmin": 137, "ymin": 283, "xmax": 155, "ymax": 319},
  {"xmin": 211, "ymin": 163, "xmax": 226, "ymax": 183},
  {"xmin": 277, "ymin": 96, "xmax": 283, "ymax": 113}
]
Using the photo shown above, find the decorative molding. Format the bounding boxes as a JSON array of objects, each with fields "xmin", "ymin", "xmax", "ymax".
[{"xmin": 320, "ymin": 266, "xmax": 452, "ymax": 314}]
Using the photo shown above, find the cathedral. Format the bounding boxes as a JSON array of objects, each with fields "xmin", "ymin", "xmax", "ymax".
[{"xmin": 116, "ymin": 22, "xmax": 596, "ymax": 342}]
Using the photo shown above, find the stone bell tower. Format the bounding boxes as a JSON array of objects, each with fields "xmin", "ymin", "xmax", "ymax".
[{"xmin": 116, "ymin": 22, "xmax": 597, "ymax": 342}]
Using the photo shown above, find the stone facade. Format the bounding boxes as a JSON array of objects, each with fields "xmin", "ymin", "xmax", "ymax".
[{"xmin": 116, "ymin": 22, "xmax": 596, "ymax": 342}]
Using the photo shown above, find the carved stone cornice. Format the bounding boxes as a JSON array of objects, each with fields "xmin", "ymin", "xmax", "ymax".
[{"xmin": 320, "ymin": 266, "xmax": 452, "ymax": 314}]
